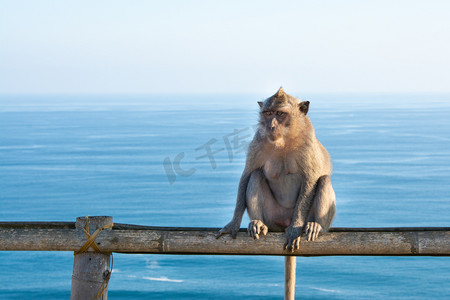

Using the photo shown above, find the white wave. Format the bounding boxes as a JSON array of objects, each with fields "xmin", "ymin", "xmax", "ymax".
[
  {"xmin": 142, "ymin": 276, "xmax": 183, "ymax": 283},
  {"xmin": 145, "ymin": 260, "xmax": 160, "ymax": 269},
  {"xmin": 311, "ymin": 287, "xmax": 340, "ymax": 293},
  {"xmin": 87, "ymin": 133, "xmax": 159, "ymax": 139},
  {"xmin": 0, "ymin": 145, "xmax": 45, "ymax": 150}
]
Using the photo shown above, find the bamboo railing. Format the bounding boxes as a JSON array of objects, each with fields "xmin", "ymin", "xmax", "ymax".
[{"xmin": 1, "ymin": 217, "xmax": 449, "ymax": 299}]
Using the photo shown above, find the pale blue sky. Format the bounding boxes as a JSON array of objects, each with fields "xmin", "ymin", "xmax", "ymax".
[{"xmin": 1, "ymin": 0, "xmax": 449, "ymax": 94}]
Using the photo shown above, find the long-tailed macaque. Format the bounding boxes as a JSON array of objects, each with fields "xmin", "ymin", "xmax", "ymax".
[{"xmin": 217, "ymin": 88, "xmax": 336, "ymax": 251}]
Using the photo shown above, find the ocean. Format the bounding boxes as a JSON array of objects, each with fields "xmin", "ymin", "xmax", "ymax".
[{"xmin": 0, "ymin": 94, "xmax": 449, "ymax": 299}]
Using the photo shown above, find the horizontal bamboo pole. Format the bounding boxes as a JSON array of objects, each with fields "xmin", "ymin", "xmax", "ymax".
[{"xmin": 0, "ymin": 222, "xmax": 449, "ymax": 256}]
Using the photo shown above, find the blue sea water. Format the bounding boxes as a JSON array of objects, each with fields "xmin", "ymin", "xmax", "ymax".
[{"xmin": 0, "ymin": 94, "xmax": 449, "ymax": 299}]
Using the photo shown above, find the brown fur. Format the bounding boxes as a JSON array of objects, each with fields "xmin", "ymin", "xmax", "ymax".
[{"xmin": 217, "ymin": 88, "xmax": 336, "ymax": 251}]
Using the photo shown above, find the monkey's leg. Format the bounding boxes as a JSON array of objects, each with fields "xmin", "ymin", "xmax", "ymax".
[
  {"xmin": 305, "ymin": 175, "xmax": 336, "ymax": 241},
  {"xmin": 247, "ymin": 170, "xmax": 292, "ymax": 239},
  {"xmin": 246, "ymin": 170, "xmax": 270, "ymax": 239}
]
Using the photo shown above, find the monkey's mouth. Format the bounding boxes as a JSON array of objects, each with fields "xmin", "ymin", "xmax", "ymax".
[{"xmin": 267, "ymin": 133, "xmax": 282, "ymax": 142}]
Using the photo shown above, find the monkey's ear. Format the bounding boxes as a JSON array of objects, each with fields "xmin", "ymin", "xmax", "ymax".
[
  {"xmin": 299, "ymin": 101, "xmax": 310, "ymax": 114},
  {"xmin": 258, "ymin": 101, "xmax": 263, "ymax": 108}
]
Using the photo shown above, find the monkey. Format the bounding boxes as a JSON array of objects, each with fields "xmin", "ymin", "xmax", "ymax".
[{"xmin": 216, "ymin": 88, "xmax": 336, "ymax": 252}]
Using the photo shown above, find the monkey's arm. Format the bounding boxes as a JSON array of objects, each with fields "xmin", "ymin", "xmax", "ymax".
[
  {"xmin": 216, "ymin": 137, "xmax": 263, "ymax": 239},
  {"xmin": 216, "ymin": 171, "xmax": 252, "ymax": 239},
  {"xmin": 284, "ymin": 180, "xmax": 316, "ymax": 251}
]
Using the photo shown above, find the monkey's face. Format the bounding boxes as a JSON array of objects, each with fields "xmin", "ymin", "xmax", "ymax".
[
  {"xmin": 258, "ymin": 88, "xmax": 310, "ymax": 147},
  {"xmin": 258, "ymin": 88, "xmax": 309, "ymax": 148},
  {"xmin": 261, "ymin": 108, "xmax": 290, "ymax": 142}
]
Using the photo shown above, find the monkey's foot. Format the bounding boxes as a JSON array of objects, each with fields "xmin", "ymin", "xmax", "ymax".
[
  {"xmin": 284, "ymin": 226, "xmax": 302, "ymax": 252},
  {"xmin": 216, "ymin": 220, "xmax": 241, "ymax": 239},
  {"xmin": 305, "ymin": 222, "xmax": 322, "ymax": 241},
  {"xmin": 247, "ymin": 220, "xmax": 268, "ymax": 240}
]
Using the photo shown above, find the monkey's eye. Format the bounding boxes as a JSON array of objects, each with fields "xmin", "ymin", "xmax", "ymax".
[
  {"xmin": 263, "ymin": 111, "xmax": 272, "ymax": 116},
  {"xmin": 276, "ymin": 111, "xmax": 286, "ymax": 116}
]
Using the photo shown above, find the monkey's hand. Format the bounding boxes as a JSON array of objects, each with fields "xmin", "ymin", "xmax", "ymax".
[
  {"xmin": 247, "ymin": 220, "xmax": 268, "ymax": 240},
  {"xmin": 305, "ymin": 222, "xmax": 322, "ymax": 241},
  {"xmin": 216, "ymin": 220, "xmax": 241, "ymax": 239},
  {"xmin": 284, "ymin": 225, "xmax": 302, "ymax": 252}
]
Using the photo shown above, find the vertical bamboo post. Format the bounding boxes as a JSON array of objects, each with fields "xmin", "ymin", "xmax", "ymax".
[
  {"xmin": 71, "ymin": 216, "xmax": 113, "ymax": 300},
  {"xmin": 285, "ymin": 256, "xmax": 296, "ymax": 300}
]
